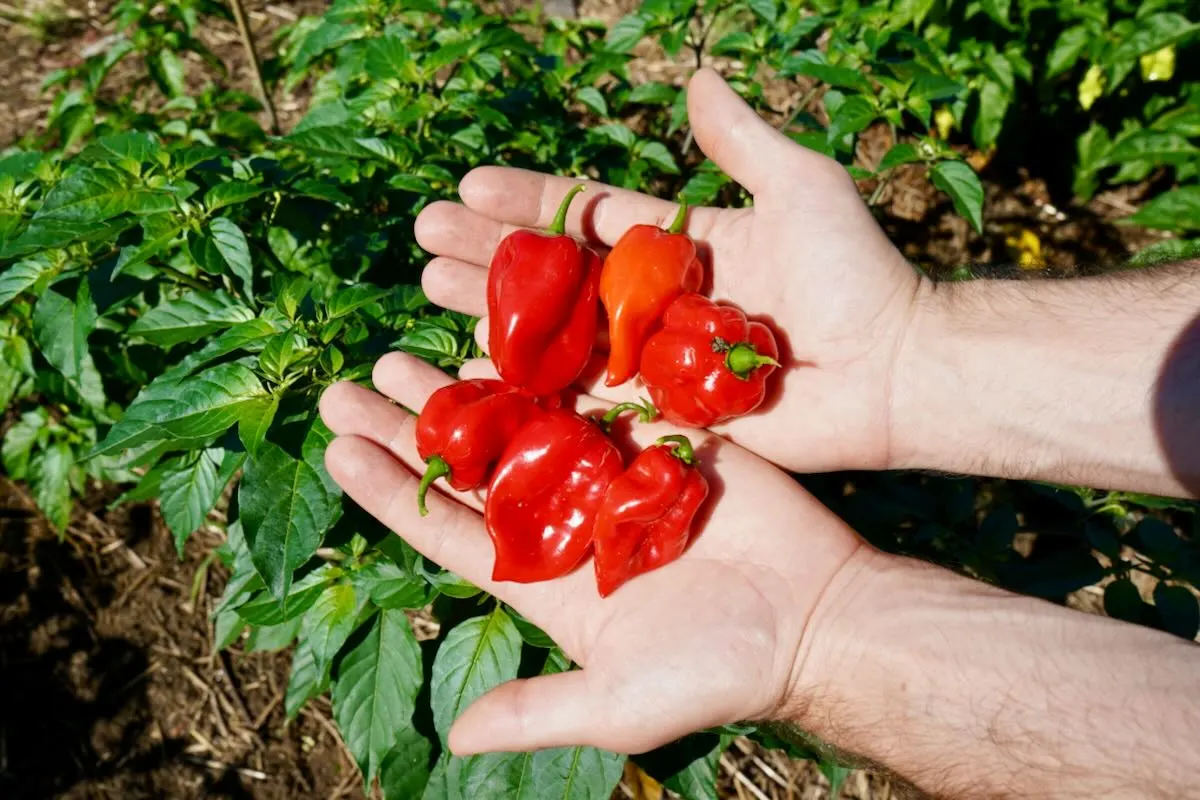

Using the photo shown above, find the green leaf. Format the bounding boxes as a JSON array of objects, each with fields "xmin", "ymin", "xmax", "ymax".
[
  {"xmin": 205, "ymin": 180, "xmax": 266, "ymax": 212},
  {"xmin": 159, "ymin": 448, "xmax": 229, "ymax": 555},
  {"xmin": 81, "ymin": 132, "xmax": 161, "ymax": 169},
  {"xmin": 711, "ymin": 32, "xmax": 757, "ymax": 55},
  {"xmin": 877, "ymin": 142, "xmax": 925, "ymax": 171},
  {"xmin": 239, "ymin": 440, "xmax": 342, "ymax": 602},
  {"xmin": 380, "ymin": 726, "xmax": 434, "ymax": 800},
  {"xmin": 1154, "ymin": 584, "xmax": 1199, "ymax": 640},
  {"xmin": 781, "ymin": 59, "xmax": 872, "ymax": 93},
  {"xmin": 576, "ymin": 87, "xmax": 608, "ymax": 117},
  {"xmin": 680, "ymin": 166, "xmax": 731, "ymax": 206},
  {"xmin": 398, "ymin": 324, "xmax": 462, "ymax": 365},
  {"xmin": 209, "ymin": 217, "xmax": 255, "ymax": 300},
  {"xmin": 972, "ymin": 80, "xmax": 1009, "ymax": 150},
  {"xmin": 31, "ymin": 440, "xmax": 73, "ymax": 533},
  {"xmin": 627, "ymin": 82, "xmax": 676, "ymax": 105},
  {"xmin": 1047, "ymin": 25, "xmax": 1091, "ymax": 78},
  {"xmin": 286, "ymin": 633, "xmax": 329, "ymax": 718},
  {"xmin": 366, "ymin": 34, "xmax": 418, "ymax": 84},
  {"xmin": 213, "ymin": 607, "xmax": 245, "ymax": 651},
  {"xmin": 1110, "ymin": 14, "xmax": 1198, "ymax": 65},
  {"xmin": 2, "ymin": 410, "xmax": 44, "ymax": 479},
  {"xmin": 818, "ymin": 760, "xmax": 853, "ymax": 795},
  {"xmin": 422, "ymin": 754, "xmax": 452, "ymax": 800},
  {"xmin": 283, "ymin": 126, "xmax": 384, "ymax": 161},
  {"xmin": 747, "ymin": 0, "xmax": 777, "ymax": 23},
  {"xmin": 1073, "ymin": 122, "xmax": 1111, "ymax": 199},
  {"xmin": 33, "ymin": 281, "xmax": 106, "ymax": 412},
  {"xmin": 236, "ymin": 568, "xmax": 332, "ymax": 625},
  {"xmin": 0, "ymin": 259, "xmax": 53, "ymax": 309},
  {"xmin": 1125, "ymin": 186, "xmax": 1200, "ymax": 231},
  {"xmin": 980, "ymin": 0, "xmax": 1010, "ymax": 26},
  {"xmin": 245, "ymin": 616, "xmax": 303, "ymax": 652},
  {"xmin": 828, "ymin": 95, "xmax": 877, "ymax": 139},
  {"xmin": 353, "ymin": 560, "xmax": 431, "ymax": 609},
  {"xmin": 430, "ymin": 608, "xmax": 522, "ymax": 745},
  {"xmin": 35, "ymin": 167, "xmax": 173, "ymax": 224},
  {"xmin": 128, "ymin": 290, "xmax": 254, "ymax": 348},
  {"xmin": 606, "ymin": 13, "xmax": 647, "ymax": 52},
  {"xmin": 1104, "ymin": 578, "xmax": 1148, "ymax": 624},
  {"xmin": 156, "ymin": 48, "xmax": 187, "ymax": 97},
  {"xmin": 638, "ymin": 141, "xmax": 679, "ymax": 174},
  {"xmin": 333, "ymin": 609, "xmax": 424, "ymax": 786},
  {"xmin": 637, "ymin": 734, "xmax": 724, "ymax": 800},
  {"xmin": 327, "ymin": 284, "xmax": 389, "ymax": 319},
  {"xmin": 304, "ymin": 581, "xmax": 361, "ymax": 675},
  {"xmin": 591, "ymin": 123, "xmax": 637, "ymax": 149},
  {"xmin": 930, "ymin": 160, "xmax": 985, "ymax": 234},
  {"xmin": 238, "ymin": 394, "xmax": 279, "ymax": 457},
  {"xmin": 909, "ymin": 75, "xmax": 967, "ymax": 101},
  {"xmin": 1103, "ymin": 131, "xmax": 1200, "ymax": 168}
]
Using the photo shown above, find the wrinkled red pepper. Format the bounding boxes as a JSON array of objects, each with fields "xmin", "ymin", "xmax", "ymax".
[
  {"xmin": 487, "ymin": 184, "xmax": 602, "ymax": 396},
  {"xmin": 485, "ymin": 409, "xmax": 624, "ymax": 583},
  {"xmin": 599, "ymin": 202, "xmax": 704, "ymax": 387},
  {"xmin": 639, "ymin": 292, "xmax": 780, "ymax": 427},
  {"xmin": 593, "ymin": 435, "xmax": 708, "ymax": 597},
  {"xmin": 414, "ymin": 379, "xmax": 547, "ymax": 516}
]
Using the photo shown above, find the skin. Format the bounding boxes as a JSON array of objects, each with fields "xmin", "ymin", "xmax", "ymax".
[{"xmin": 321, "ymin": 68, "xmax": 1200, "ymax": 797}]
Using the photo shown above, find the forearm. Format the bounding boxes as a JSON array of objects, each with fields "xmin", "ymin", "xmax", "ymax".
[
  {"xmin": 786, "ymin": 550, "xmax": 1200, "ymax": 799},
  {"xmin": 892, "ymin": 263, "xmax": 1200, "ymax": 497}
]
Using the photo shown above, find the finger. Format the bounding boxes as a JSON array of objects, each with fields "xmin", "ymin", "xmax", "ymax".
[
  {"xmin": 458, "ymin": 167, "xmax": 721, "ymax": 248},
  {"xmin": 415, "ymin": 200, "xmax": 519, "ymax": 267},
  {"xmin": 688, "ymin": 67, "xmax": 832, "ymax": 197},
  {"xmin": 324, "ymin": 436, "xmax": 577, "ymax": 611},
  {"xmin": 421, "ymin": 256, "xmax": 487, "ymax": 317},
  {"xmin": 371, "ymin": 351, "xmax": 457, "ymax": 413}
]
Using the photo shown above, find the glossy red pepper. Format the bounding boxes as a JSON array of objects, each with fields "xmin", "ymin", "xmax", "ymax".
[
  {"xmin": 487, "ymin": 184, "xmax": 602, "ymax": 396},
  {"xmin": 593, "ymin": 435, "xmax": 708, "ymax": 597},
  {"xmin": 639, "ymin": 292, "xmax": 780, "ymax": 427},
  {"xmin": 414, "ymin": 379, "xmax": 546, "ymax": 516},
  {"xmin": 599, "ymin": 202, "xmax": 704, "ymax": 387},
  {"xmin": 485, "ymin": 409, "xmax": 624, "ymax": 583}
]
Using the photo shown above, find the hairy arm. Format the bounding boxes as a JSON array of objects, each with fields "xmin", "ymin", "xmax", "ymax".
[
  {"xmin": 892, "ymin": 262, "xmax": 1200, "ymax": 497},
  {"xmin": 786, "ymin": 549, "xmax": 1200, "ymax": 799}
]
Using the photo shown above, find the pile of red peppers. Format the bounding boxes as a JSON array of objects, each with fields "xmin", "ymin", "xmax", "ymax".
[{"xmin": 414, "ymin": 185, "xmax": 780, "ymax": 597}]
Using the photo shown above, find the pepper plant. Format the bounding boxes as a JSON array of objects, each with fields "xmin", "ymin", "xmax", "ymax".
[{"xmin": 2, "ymin": 0, "xmax": 1199, "ymax": 797}]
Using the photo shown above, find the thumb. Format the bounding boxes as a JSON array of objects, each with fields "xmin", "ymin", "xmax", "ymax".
[
  {"xmin": 688, "ymin": 67, "xmax": 833, "ymax": 197},
  {"xmin": 447, "ymin": 671, "xmax": 670, "ymax": 756}
]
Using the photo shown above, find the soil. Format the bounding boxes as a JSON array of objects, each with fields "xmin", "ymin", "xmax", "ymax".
[{"xmin": 0, "ymin": 1, "xmax": 1184, "ymax": 799}]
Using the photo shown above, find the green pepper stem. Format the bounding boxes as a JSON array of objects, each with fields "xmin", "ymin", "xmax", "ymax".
[
  {"xmin": 667, "ymin": 200, "xmax": 689, "ymax": 234},
  {"xmin": 598, "ymin": 398, "xmax": 659, "ymax": 430},
  {"xmin": 656, "ymin": 434, "xmax": 698, "ymax": 465},
  {"xmin": 416, "ymin": 455, "xmax": 451, "ymax": 517},
  {"xmin": 724, "ymin": 342, "xmax": 781, "ymax": 379},
  {"xmin": 548, "ymin": 184, "xmax": 587, "ymax": 235}
]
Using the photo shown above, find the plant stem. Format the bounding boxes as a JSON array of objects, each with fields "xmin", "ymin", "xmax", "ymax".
[
  {"xmin": 548, "ymin": 184, "xmax": 587, "ymax": 235},
  {"xmin": 228, "ymin": 0, "xmax": 279, "ymax": 134},
  {"xmin": 656, "ymin": 434, "xmax": 698, "ymax": 465},
  {"xmin": 416, "ymin": 456, "xmax": 451, "ymax": 517},
  {"xmin": 162, "ymin": 265, "xmax": 210, "ymax": 292}
]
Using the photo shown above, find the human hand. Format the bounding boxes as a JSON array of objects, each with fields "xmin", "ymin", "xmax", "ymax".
[
  {"xmin": 413, "ymin": 68, "xmax": 926, "ymax": 473},
  {"xmin": 318, "ymin": 352, "xmax": 864, "ymax": 754}
]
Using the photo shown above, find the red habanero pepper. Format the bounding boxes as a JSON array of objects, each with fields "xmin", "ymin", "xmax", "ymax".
[
  {"xmin": 599, "ymin": 202, "xmax": 704, "ymax": 387},
  {"xmin": 639, "ymin": 292, "xmax": 781, "ymax": 428},
  {"xmin": 414, "ymin": 379, "xmax": 548, "ymax": 517},
  {"xmin": 485, "ymin": 409, "xmax": 624, "ymax": 583},
  {"xmin": 487, "ymin": 184, "xmax": 602, "ymax": 396},
  {"xmin": 593, "ymin": 435, "xmax": 708, "ymax": 597}
]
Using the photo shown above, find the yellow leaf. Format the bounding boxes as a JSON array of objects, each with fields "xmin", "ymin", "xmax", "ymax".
[
  {"xmin": 1140, "ymin": 46, "xmax": 1175, "ymax": 82},
  {"xmin": 1078, "ymin": 64, "xmax": 1105, "ymax": 110},
  {"xmin": 1005, "ymin": 228, "xmax": 1043, "ymax": 269},
  {"xmin": 934, "ymin": 107, "xmax": 955, "ymax": 139},
  {"xmin": 625, "ymin": 761, "xmax": 664, "ymax": 800}
]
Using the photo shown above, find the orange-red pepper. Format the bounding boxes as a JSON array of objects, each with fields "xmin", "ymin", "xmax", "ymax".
[
  {"xmin": 599, "ymin": 202, "xmax": 704, "ymax": 387},
  {"xmin": 414, "ymin": 379, "xmax": 548, "ymax": 516},
  {"xmin": 592, "ymin": 434, "xmax": 708, "ymax": 597},
  {"xmin": 639, "ymin": 292, "xmax": 780, "ymax": 427},
  {"xmin": 487, "ymin": 184, "xmax": 602, "ymax": 396}
]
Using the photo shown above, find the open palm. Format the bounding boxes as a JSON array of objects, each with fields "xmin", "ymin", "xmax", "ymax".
[
  {"xmin": 320, "ymin": 352, "xmax": 863, "ymax": 754},
  {"xmin": 414, "ymin": 68, "xmax": 924, "ymax": 473}
]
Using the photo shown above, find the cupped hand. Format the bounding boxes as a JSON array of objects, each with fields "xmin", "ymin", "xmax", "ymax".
[
  {"xmin": 319, "ymin": 352, "xmax": 864, "ymax": 754},
  {"xmin": 413, "ymin": 67, "xmax": 925, "ymax": 473}
]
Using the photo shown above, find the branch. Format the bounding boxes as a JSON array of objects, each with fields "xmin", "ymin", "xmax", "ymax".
[{"xmin": 228, "ymin": 0, "xmax": 279, "ymax": 135}]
